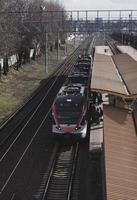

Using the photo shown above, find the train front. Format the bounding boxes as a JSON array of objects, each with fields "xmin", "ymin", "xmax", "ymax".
[{"xmin": 52, "ymin": 95, "xmax": 87, "ymax": 138}]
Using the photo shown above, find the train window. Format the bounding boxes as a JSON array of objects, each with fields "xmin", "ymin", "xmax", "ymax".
[
  {"xmin": 56, "ymin": 105, "xmax": 80, "ymax": 112},
  {"xmin": 57, "ymin": 112, "xmax": 80, "ymax": 124},
  {"xmin": 56, "ymin": 101, "xmax": 81, "ymax": 112}
]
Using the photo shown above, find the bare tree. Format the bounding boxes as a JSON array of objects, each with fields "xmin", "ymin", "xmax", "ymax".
[{"xmin": 0, "ymin": 0, "xmax": 67, "ymax": 74}]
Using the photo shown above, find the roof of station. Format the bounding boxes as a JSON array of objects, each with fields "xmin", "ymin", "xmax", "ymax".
[
  {"xmin": 113, "ymin": 53, "xmax": 137, "ymax": 95},
  {"xmin": 91, "ymin": 46, "xmax": 137, "ymax": 99},
  {"xmin": 104, "ymin": 105, "xmax": 137, "ymax": 200}
]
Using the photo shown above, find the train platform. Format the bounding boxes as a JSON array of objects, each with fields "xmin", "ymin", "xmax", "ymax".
[
  {"xmin": 89, "ymin": 124, "xmax": 103, "ymax": 152},
  {"xmin": 133, "ymin": 105, "xmax": 137, "ymax": 132},
  {"xmin": 95, "ymin": 46, "xmax": 113, "ymax": 56},
  {"xmin": 89, "ymin": 93, "xmax": 108, "ymax": 152},
  {"xmin": 117, "ymin": 45, "xmax": 137, "ymax": 61},
  {"xmin": 104, "ymin": 105, "xmax": 137, "ymax": 200}
]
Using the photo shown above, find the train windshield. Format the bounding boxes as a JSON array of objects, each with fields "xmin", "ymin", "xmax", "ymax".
[
  {"xmin": 57, "ymin": 112, "xmax": 79, "ymax": 124},
  {"xmin": 55, "ymin": 100, "xmax": 82, "ymax": 124}
]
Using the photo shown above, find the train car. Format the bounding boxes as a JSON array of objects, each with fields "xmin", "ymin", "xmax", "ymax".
[
  {"xmin": 77, "ymin": 54, "xmax": 91, "ymax": 64},
  {"xmin": 68, "ymin": 72, "xmax": 89, "ymax": 85},
  {"xmin": 74, "ymin": 63, "xmax": 90, "ymax": 74},
  {"xmin": 51, "ymin": 84, "xmax": 88, "ymax": 138},
  {"xmin": 75, "ymin": 56, "xmax": 91, "ymax": 73}
]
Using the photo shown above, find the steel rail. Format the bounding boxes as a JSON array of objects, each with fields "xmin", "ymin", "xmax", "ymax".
[
  {"xmin": 67, "ymin": 143, "xmax": 79, "ymax": 200},
  {"xmin": 0, "ymin": 44, "xmax": 83, "ymax": 130},
  {"xmin": 10, "ymin": 194, "xmax": 15, "ymax": 200},
  {"xmin": 0, "ymin": 48, "xmax": 79, "ymax": 160},
  {"xmin": 41, "ymin": 143, "xmax": 79, "ymax": 200},
  {"xmin": 0, "ymin": 39, "xmax": 92, "ymax": 196},
  {"xmin": 0, "ymin": 41, "xmax": 86, "ymax": 148},
  {"xmin": 106, "ymin": 40, "xmax": 121, "ymax": 55},
  {"xmin": 0, "ymin": 52, "xmax": 80, "ymax": 194}
]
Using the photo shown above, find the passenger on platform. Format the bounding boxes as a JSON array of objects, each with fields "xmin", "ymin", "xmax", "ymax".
[
  {"xmin": 92, "ymin": 92, "xmax": 97, "ymax": 104},
  {"xmin": 97, "ymin": 93, "xmax": 103, "ymax": 105},
  {"xmin": 90, "ymin": 105, "xmax": 96, "ymax": 113},
  {"xmin": 130, "ymin": 99, "xmax": 137, "ymax": 112},
  {"xmin": 99, "ymin": 107, "xmax": 103, "ymax": 121},
  {"xmin": 113, "ymin": 96, "xmax": 116, "ymax": 106},
  {"xmin": 109, "ymin": 95, "xmax": 116, "ymax": 106},
  {"xmin": 95, "ymin": 108, "xmax": 100, "ymax": 124},
  {"xmin": 90, "ymin": 105, "xmax": 96, "ymax": 123}
]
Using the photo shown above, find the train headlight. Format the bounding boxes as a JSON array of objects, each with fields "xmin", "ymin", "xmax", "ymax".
[{"xmin": 75, "ymin": 127, "xmax": 81, "ymax": 130}]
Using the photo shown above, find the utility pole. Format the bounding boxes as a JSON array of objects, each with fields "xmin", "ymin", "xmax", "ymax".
[
  {"xmin": 0, "ymin": 63, "xmax": 1, "ymax": 80},
  {"xmin": 122, "ymin": 33, "xmax": 124, "ymax": 45},
  {"xmin": 74, "ymin": 32, "xmax": 76, "ymax": 48},
  {"xmin": 45, "ymin": 29, "xmax": 48, "ymax": 73},
  {"xmin": 40, "ymin": 5, "xmax": 48, "ymax": 73},
  {"xmin": 57, "ymin": 31, "xmax": 60, "ymax": 61}
]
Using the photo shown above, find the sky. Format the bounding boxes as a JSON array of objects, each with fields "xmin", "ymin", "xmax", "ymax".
[{"xmin": 61, "ymin": 0, "xmax": 137, "ymax": 10}]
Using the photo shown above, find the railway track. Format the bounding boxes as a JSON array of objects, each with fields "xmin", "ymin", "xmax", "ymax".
[
  {"xmin": 0, "ymin": 47, "xmax": 81, "ymax": 182},
  {"xmin": 106, "ymin": 40, "xmax": 121, "ymax": 55},
  {"xmin": 0, "ymin": 46, "xmax": 81, "ymax": 128},
  {"xmin": 42, "ymin": 142, "xmax": 79, "ymax": 200},
  {"xmin": 0, "ymin": 38, "xmax": 94, "ymax": 199},
  {"xmin": 0, "ymin": 39, "xmax": 89, "ymax": 147}
]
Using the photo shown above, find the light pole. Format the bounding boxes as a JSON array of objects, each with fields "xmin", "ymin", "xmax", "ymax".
[
  {"xmin": 45, "ymin": 29, "xmax": 48, "ymax": 72},
  {"xmin": 57, "ymin": 31, "xmax": 60, "ymax": 61},
  {"xmin": 128, "ymin": 14, "xmax": 131, "ymax": 46},
  {"xmin": 122, "ymin": 33, "xmax": 124, "ymax": 45},
  {"xmin": 40, "ymin": 6, "xmax": 48, "ymax": 73},
  {"xmin": 129, "ymin": 14, "xmax": 131, "ymax": 33}
]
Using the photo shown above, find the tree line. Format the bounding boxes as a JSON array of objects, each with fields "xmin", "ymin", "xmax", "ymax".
[{"xmin": 0, "ymin": 0, "xmax": 66, "ymax": 76}]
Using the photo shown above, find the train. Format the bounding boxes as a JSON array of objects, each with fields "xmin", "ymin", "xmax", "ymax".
[{"xmin": 51, "ymin": 54, "xmax": 92, "ymax": 138}]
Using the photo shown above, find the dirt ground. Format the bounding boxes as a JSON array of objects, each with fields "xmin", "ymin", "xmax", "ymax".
[{"xmin": 0, "ymin": 45, "xmax": 75, "ymax": 123}]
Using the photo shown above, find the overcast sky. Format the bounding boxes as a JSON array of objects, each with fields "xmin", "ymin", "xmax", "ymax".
[{"xmin": 61, "ymin": 0, "xmax": 137, "ymax": 10}]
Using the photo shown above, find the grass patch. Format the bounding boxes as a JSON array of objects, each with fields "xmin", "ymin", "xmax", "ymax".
[
  {"xmin": 0, "ymin": 46, "xmax": 74, "ymax": 123},
  {"xmin": 0, "ymin": 93, "xmax": 20, "ymax": 121}
]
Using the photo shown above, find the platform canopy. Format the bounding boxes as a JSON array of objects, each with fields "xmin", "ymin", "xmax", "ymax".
[
  {"xmin": 113, "ymin": 53, "xmax": 137, "ymax": 95},
  {"xmin": 104, "ymin": 105, "xmax": 137, "ymax": 200},
  {"xmin": 91, "ymin": 53, "xmax": 137, "ymax": 99}
]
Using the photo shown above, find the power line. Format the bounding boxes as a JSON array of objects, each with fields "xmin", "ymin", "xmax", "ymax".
[{"xmin": 0, "ymin": 9, "xmax": 137, "ymax": 14}]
